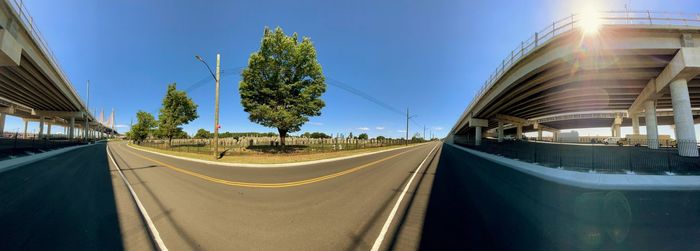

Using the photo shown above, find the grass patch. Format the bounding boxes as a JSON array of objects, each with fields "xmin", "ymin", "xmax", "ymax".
[{"xmin": 128, "ymin": 143, "xmax": 422, "ymax": 164}]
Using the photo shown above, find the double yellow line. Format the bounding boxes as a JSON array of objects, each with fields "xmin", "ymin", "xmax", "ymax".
[{"xmin": 126, "ymin": 146, "xmax": 418, "ymax": 188}]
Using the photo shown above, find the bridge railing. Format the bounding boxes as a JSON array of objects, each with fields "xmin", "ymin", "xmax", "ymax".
[
  {"xmin": 463, "ymin": 11, "xmax": 700, "ymax": 120},
  {"xmin": 5, "ymin": 0, "xmax": 87, "ymax": 114}
]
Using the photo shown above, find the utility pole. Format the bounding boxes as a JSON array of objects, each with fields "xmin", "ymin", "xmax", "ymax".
[
  {"xmin": 423, "ymin": 125, "xmax": 426, "ymax": 141},
  {"xmin": 196, "ymin": 54, "xmax": 222, "ymax": 159},
  {"xmin": 405, "ymin": 107, "xmax": 409, "ymax": 146},
  {"xmin": 213, "ymin": 53, "xmax": 221, "ymax": 159}
]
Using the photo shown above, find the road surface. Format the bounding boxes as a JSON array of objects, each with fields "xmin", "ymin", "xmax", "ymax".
[{"xmin": 0, "ymin": 140, "xmax": 443, "ymax": 250}]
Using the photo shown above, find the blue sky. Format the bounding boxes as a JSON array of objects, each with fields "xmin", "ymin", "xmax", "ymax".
[{"xmin": 5, "ymin": 0, "xmax": 699, "ymax": 138}]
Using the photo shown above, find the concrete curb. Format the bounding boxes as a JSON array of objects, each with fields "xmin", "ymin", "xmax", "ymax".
[
  {"xmin": 126, "ymin": 142, "xmax": 430, "ymax": 168},
  {"xmin": 0, "ymin": 143, "xmax": 96, "ymax": 174},
  {"xmin": 448, "ymin": 143, "xmax": 700, "ymax": 190}
]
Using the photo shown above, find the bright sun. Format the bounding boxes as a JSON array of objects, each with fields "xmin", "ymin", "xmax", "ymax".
[{"xmin": 580, "ymin": 7, "xmax": 601, "ymax": 35}]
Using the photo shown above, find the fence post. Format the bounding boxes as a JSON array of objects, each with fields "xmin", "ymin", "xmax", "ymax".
[{"xmin": 667, "ymin": 146, "xmax": 672, "ymax": 173}]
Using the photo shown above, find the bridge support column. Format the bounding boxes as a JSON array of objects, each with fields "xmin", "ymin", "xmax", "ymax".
[
  {"xmin": 69, "ymin": 117, "xmax": 75, "ymax": 139},
  {"xmin": 537, "ymin": 128, "xmax": 543, "ymax": 141},
  {"xmin": 553, "ymin": 131, "xmax": 559, "ymax": 142},
  {"xmin": 516, "ymin": 124, "xmax": 522, "ymax": 140},
  {"xmin": 670, "ymin": 78, "xmax": 699, "ymax": 157},
  {"xmin": 84, "ymin": 119, "xmax": 89, "ymax": 140},
  {"xmin": 632, "ymin": 115, "xmax": 640, "ymax": 135},
  {"xmin": 0, "ymin": 113, "xmax": 5, "ymax": 136},
  {"xmin": 47, "ymin": 123, "xmax": 52, "ymax": 140},
  {"xmin": 475, "ymin": 126, "xmax": 482, "ymax": 145},
  {"xmin": 38, "ymin": 117, "xmax": 44, "ymax": 139},
  {"xmin": 645, "ymin": 100, "xmax": 659, "ymax": 149},
  {"xmin": 23, "ymin": 120, "xmax": 28, "ymax": 139},
  {"xmin": 497, "ymin": 121, "xmax": 504, "ymax": 142}
]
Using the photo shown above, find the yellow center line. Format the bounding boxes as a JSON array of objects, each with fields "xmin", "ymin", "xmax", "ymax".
[{"xmin": 121, "ymin": 144, "xmax": 421, "ymax": 188}]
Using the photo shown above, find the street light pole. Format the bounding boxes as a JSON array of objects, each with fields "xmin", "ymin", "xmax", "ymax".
[
  {"xmin": 214, "ymin": 54, "xmax": 221, "ymax": 159},
  {"xmin": 196, "ymin": 54, "xmax": 222, "ymax": 159}
]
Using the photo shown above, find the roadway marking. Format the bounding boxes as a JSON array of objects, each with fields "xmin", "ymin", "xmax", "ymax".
[
  {"xmin": 121, "ymin": 144, "xmax": 423, "ymax": 188},
  {"xmin": 107, "ymin": 145, "xmax": 169, "ymax": 251},
  {"xmin": 370, "ymin": 143, "xmax": 440, "ymax": 251}
]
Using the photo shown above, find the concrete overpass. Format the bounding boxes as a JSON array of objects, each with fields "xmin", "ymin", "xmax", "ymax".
[
  {"xmin": 448, "ymin": 11, "xmax": 700, "ymax": 156},
  {"xmin": 0, "ymin": 0, "xmax": 115, "ymax": 140}
]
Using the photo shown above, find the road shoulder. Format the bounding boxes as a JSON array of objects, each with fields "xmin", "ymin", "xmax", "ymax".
[{"xmin": 127, "ymin": 142, "xmax": 430, "ymax": 168}]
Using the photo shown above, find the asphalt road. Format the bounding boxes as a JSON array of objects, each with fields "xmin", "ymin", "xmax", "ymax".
[
  {"xmin": 0, "ymin": 142, "xmax": 154, "ymax": 250},
  {"xmin": 0, "ymin": 140, "xmax": 442, "ymax": 250}
]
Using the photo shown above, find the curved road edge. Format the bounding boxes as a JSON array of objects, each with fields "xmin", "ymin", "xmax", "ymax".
[{"xmin": 126, "ymin": 141, "xmax": 432, "ymax": 168}]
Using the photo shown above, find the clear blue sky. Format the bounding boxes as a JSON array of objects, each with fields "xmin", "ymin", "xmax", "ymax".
[{"xmin": 5, "ymin": 0, "xmax": 699, "ymax": 138}]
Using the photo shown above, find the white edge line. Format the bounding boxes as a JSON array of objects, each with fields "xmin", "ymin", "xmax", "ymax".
[
  {"xmin": 107, "ymin": 145, "xmax": 169, "ymax": 251},
  {"xmin": 370, "ymin": 143, "xmax": 440, "ymax": 251},
  {"xmin": 127, "ymin": 142, "xmax": 431, "ymax": 168}
]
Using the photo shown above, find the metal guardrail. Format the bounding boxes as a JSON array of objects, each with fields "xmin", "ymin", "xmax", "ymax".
[
  {"xmin": 456, "ymin": 11, "xmax": 700, "ymax": 132},
  {"xmin": 5, "ymin": 0, "xmax": 91, "ymax": 117}
]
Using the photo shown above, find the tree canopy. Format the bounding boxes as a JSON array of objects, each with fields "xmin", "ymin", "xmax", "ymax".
[
  {"xmin": 194, "ymin": 128, "xmax": 211, "ymax": 139},
  {"xmin": 239, "ymin": 27, "xmax": 326, "ymax": 145},
  {"xmin": 358, "ymin": 133, "xmax": 369, "ymax": 140},
  {"xmin": 129, "ymin": 111, "xmax": 156, "ymax": 143},
  {"xmin": 158, "ymin": 83, "xmax": 198, "ymax": 144}
]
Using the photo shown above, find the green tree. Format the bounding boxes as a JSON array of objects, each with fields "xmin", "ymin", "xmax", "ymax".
[
  {"xmin": 158, "ymin": 83, "xmax": 199, "ymax": 145},
  {"xmin": 310, "ymin": 132, "xmax": 331, "ymax": 139},
  {"xmin": 358, "ymin": 133, "xmax": 369, "ymax": 140},
  {"xmin": 194, "ymin": 128, "xmax": 211, "ymax": 139},
  {"xmin": 239, "ymin": 27, "xmax": 326, "ymax": 146},
  {"xmin": 129, "ymin": 111, "xmax": 156, "ymax": 144},
  {"xmin": 376, "ymin": 136, "xmax": 386, "ymax": 141}
]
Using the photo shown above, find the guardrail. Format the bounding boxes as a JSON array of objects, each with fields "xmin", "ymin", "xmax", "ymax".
[{"xmin": 457, "ymin": 11, "xmax": 700, "ymax": 132}]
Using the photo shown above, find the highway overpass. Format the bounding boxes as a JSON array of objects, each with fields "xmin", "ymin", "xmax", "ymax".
[
  {"xmin": 448, "ymin": 11, "xmax": 700, "ymax": 156},
  {"xmin": 0, "ymin": 0, "xmax": 114, "ymax": 140}
]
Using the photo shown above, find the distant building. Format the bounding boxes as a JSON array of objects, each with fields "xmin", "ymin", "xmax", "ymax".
[{"xmin": 559, "ymin": 131, "xmax": 579, "ymax": 143}]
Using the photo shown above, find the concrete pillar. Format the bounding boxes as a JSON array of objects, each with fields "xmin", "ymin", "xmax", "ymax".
[
  {"xmin": 537, "ymin": 128, "xmax": 543, "ymax": 141},
  {"xmin": 497, "ymin": 121, "xmax": 504, "ymax": 142},
  {"xmin": 670, "ymin": 78, "xmax": 699, "ymax": 157},
  {"xmin": 38, "ymin": 117, "xmax": 44, "ymax": 139},
  {"xmin": 84, "ymin": 118, "xmax": 89, "ymax": 140},
  {"xmin": 614, "ymin": 125, "xmax": 621, "ymax": 138},
  {"xmin": 553, "ymin": 131, "xmax": 559, "ymax": 142},
  {"xmin": 645, "ymin": 100, "xmax": 659, "ymax": 149},
  {"xmin": 47, "ymin": 123, "xmax": 52, "ymax": 139},
  {"xmin": 475, "ymin": 126, "xmax": 482, "ymax": 145},
  {"xmin": 23, "ymin": 120, "xmax": 28, "ymax": 139},
  {"xmin": 632, "ymin": 115, "xmax": 640, "ymax": 135},
  {"xmin": 0, "ymin": 113, "xmax": 5, "ymax": 136},
  {"xmin": 516, "ymin": 124, "xmax": 523, "ymax": 140}
]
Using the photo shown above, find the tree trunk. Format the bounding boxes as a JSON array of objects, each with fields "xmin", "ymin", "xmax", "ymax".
[{"xmin": 278, "ymin": 128, "xmax": 287, "ymax": 146}]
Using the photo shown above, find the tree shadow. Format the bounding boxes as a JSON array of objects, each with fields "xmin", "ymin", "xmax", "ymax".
[{"xmin": 0, "ymin": 143, "xmax": 129, "ymax": 250}]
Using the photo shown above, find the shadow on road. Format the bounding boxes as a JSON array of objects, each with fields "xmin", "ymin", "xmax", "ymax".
[
  {"xmin": 0, "ymin": 143, "xmax": 125, "ymax": 250},
  {"xmin": 415, "ymin": 143, "xmax": 700, "ymax": 250}
]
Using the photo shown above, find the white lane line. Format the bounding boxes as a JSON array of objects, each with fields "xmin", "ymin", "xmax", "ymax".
[
  {"xmin": 370, "ymin": 143, "xmax": 440, "ymax": 251},
  {"xmin": 107, "ymin": 145, "xmax": 169, "ymax": 251}
]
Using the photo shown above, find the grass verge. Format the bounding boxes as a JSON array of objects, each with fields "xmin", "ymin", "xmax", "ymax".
[{"xmin": 128, "ymin": 143, "xmax": 421, "ymax": 164}]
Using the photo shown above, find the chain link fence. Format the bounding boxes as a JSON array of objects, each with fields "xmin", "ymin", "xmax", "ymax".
[
  {"xmin": 458, "ymin": 139, "xmax": 700, "ymax": 175},
  {"xmin": 137, "ymin": 136, "xmax": 423, "ymax": 156},
  {"xmin": 0, "ymin": 134, "xmax": 87, "ymax": 160}
]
